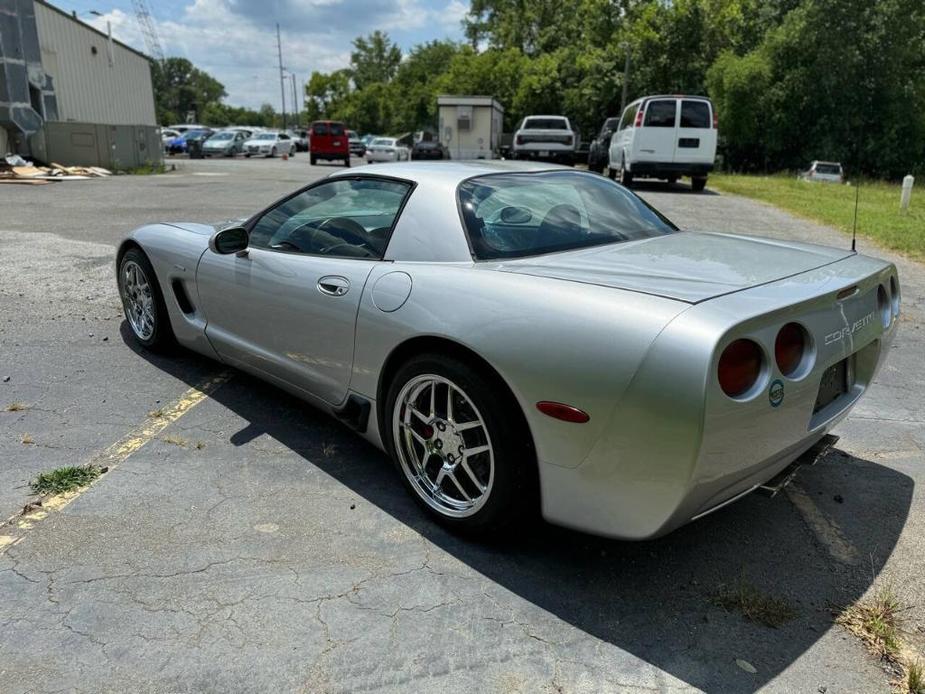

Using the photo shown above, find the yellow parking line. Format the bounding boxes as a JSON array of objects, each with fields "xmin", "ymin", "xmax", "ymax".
[
  {"xmin": 0, "ymin": 370, "xmax": 232, "ymax": 554},
  {"xmin": 787, "ymin": 484, "xmax": 859, "ymax": 565}
]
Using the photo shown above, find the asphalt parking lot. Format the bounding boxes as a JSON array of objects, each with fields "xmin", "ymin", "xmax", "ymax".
[{"xmin": 1, "ymin": 157, "xmax": 922, "ymax": 693}]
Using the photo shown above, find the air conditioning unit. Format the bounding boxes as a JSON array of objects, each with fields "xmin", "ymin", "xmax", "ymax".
[{"xmin": 457, "ymin": 105, "xmax": 472, "ymax": 132}]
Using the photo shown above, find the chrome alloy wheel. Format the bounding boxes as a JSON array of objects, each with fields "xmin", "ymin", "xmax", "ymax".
[
  {"xmin": 120, "ymin": 259, "xmax": 156, "ymax": 341},
  {"xmin": 393, "ymin": 374, "xmax": 494, "ymax": 518}
]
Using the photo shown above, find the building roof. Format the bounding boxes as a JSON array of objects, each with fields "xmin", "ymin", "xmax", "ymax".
[
  {"xmin": 35, "ymin": 0, "xmax": 153, "ymax": 63},
  {"xmin": 437, "ymin": 95, "xmax": 505, "ymax": 112}
]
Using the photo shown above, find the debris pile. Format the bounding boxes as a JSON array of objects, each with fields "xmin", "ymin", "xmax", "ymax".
[{"xmin": 0, "ymin": 155, "xmax": 111, "ymax": 185}]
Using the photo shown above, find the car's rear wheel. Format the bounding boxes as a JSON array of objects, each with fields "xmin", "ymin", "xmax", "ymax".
[
  {"xmin": 118, "ymin": 247, "xmax": 175, "ymax": 352},
  {"xmin": 691, "ymin": 175, "xmax": 708, "ymax": 192},
  {"xmin": 344, "ymin": 156, "xmax": 351, "ymax": 167},
  {"xmin": 310, "ymin": 154, "xmax": 317, "ymax": 165},
  {"xmin": 385, "ymin": 354, "xmax": 536, "ymax": 535}
]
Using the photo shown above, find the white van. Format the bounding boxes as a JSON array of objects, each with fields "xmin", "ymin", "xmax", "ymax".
[{"xmin": 607, "ymin": 95, "xmax": 717, "ymax": 191}]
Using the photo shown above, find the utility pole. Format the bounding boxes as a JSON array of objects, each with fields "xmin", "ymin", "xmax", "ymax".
[
  {"xmin": 290, "ymin": 73, "xmax": 298, "ymax": 127},
  {"xmin": 619, "ymin": 42, "xmax": 631, "ymax": 115},
  {"xmin": 277, "ymin": 23, "xmax": 286, "ymax": 130}
]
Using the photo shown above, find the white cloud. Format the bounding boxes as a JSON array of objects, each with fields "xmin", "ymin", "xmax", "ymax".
[{"xmin": 86, "ymin": 0, "xmax": 466, "ymax": 113}]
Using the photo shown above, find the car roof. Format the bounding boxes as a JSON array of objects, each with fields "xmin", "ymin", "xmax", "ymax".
[{"xmin": 327, "ymin": 160, "xmax": 565, "ymax": 186}]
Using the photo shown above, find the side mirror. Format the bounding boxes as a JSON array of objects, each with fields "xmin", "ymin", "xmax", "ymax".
[{"xmin": 209, "ymin": 226, "xmax": 249, "ymax": 255}]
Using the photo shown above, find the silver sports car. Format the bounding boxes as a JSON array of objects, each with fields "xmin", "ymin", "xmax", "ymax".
[{"xmin": 116, "ymin": 161, "xmax": 900, "ymax": 539}]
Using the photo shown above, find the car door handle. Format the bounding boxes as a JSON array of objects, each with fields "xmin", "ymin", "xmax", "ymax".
[{"xmin": 317, "ymin": 275, "xmax": 350, "ymax": 296}]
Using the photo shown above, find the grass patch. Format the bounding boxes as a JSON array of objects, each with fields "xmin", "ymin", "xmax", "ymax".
[
  {"xmin": 837, "ymin": 584, "xmax": 907, "ymax": 661},
  {"xmin": 30, "ymin": 465, "xmax": 102, "ymax": 495},
  {"xmin": 149, "ymin": 408, "xmax": 164, "ymax": 418},
  {"xmin": 907, "ymin": 660, "xmax": 925, "ymax": 694},
  {"xmin": 712, "ymin": 575, "xmax": 796, "ymax": 628},
  {"xmin": 162, "ymin": 434, "xmax": 188, "ymax": 447},
  {"xmin": 4, "ymin": 402, "xmax": 28, "ymax": 412},
  {"xmin": 709, "ymin": 174, "xmax": 925, "ymax": 260},
  {"xmin": 115, "ymin": 162, "xmax": 168, "ymax": 175}
]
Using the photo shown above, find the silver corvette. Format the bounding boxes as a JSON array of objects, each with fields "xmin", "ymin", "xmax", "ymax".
[{"xmin": 116, "ymin": 162, "xmax": 900, "ymax": 539}]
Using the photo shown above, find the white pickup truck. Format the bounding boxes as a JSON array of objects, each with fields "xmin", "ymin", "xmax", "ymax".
[{"xmin": 511, "ymin": 115, "xmax": 577, "ymax": 165}]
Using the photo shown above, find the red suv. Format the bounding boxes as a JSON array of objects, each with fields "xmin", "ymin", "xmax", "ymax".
[{"xmin": 309, "ymin": 120, "xmax": 350, "ymax": 167}]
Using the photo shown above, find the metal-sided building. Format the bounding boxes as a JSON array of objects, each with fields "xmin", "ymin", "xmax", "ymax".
[
  {"xmin": 437, "ymin": 95, "xmax": 504, "ymax": 160},
  {"xmin": 0, "ymin": 0, "xmax": 161, "ymax": 167}
]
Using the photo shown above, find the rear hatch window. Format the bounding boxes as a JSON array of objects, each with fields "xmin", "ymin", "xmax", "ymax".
[
  {"xmin": 523, "ymin": 118, "xmax": 568, "ymax": 130},
  {"xmin": 815, "ymin": 163, "xmax": 842, "ymax": 175},
  {"xmin": 680, "ymin": 100, "xmax": 711, "ymax": 128},
  {"xmin": 312, "ymin": 123, "xmax": 329, "ymax": 135},
  {"xmin": 644, "ymin": 100, "xmax": 677, "ymax": 127}
]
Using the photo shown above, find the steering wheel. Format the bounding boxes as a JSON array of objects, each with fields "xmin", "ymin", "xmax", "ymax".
[{"xmin": 316, "ymin": 217, "xmax": 368, "ymax": 246}]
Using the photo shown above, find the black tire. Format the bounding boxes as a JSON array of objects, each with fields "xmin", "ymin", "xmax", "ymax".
[
  {"xmin": 244, "ymin": 153, "xmax": 251, "ymax": 158},
  {"xmin": 620, "ymin": 164, "xmax": 633, "ymax": 187},
  {"xmin": 344, "ymin": 156, "xmax": 351, "ymax": 168},
  {"xmin": 691, "ymin": 175, "xmax": 708, "ymax": 192},
  {"xmin": 270, "ymin": 147, "xmax": 277, "ymax": 158},
  {"xmin": 384, "ymin": 353, "xmax": 537, "ymax": 536},
  {"xmin": 310, "ymin": 154, "xmax": 317, "ymax": 165},
  {"xmin": 117, "ymin": 247, "xmax": 176, "ymax": 352},
  {"xmin": 606, "ymin": 165, "xmax": 616, "ymax": 180}
]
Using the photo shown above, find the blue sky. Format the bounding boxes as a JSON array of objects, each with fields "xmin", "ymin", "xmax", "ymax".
[{"xmin": 50, "ymin": 0, "xmax": 468, "ymax": 111}]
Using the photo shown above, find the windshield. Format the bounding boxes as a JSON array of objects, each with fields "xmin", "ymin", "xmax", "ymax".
[
  {"xmin": 256, "ymin": 133, "xmax": 277, "ymax": 140},
  {"xmin": 458, "ymin": 171, "xmax": 677, "ymax": 260},
  {"xmin": 523, "ymin": 118, "xmax": 568, "ymax": 130},
  {"xmin": 372, "ymin": 138, "xmax": 394, "ymax": 146}
]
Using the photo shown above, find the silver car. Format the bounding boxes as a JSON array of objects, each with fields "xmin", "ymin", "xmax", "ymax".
[
  {"xmin": 116, "ymin": 162, "xmax": 900, "ymax": 539},
  {"xmin": 202, "ymin": 130, "xmax": 248, "ymax": 157}
]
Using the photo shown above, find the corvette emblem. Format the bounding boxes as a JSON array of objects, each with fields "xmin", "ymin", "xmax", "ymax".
[{"xmin": 769, "ymin": 379, "xmax": 785, "ymax": 407}]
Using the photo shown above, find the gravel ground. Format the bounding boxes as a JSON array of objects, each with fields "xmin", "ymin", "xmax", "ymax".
[{"xmin": 0, "ymin": 160, "xmax": 921, "ymax": 693}]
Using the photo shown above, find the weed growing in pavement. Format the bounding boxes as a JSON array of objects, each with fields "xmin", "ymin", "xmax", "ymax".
[
  {"xmin": 837, "ymin": 583, "xmax": 905, "ymax": 660},
  {"xmin": 195, "ymin": 441, "xmax": 206, "ymax": 450},
  {"xmin": 907, "ymin": 660, "xmax": 925, "ymax": 694},
  {"xmin": 322, "ymin": 442, "xmax": 338, "ymax": 458},
  {"xmin": 162, "ymin": 434, "xmax": 188, "ymax": 447},
  {"xmin": 712, "ymin": 574, "xmax": 797, "ymax": 628},
  {"xmin": 4, "ymin": 402, "xmax": 28, "ymax": 412},
  {"xmin": 31, "ymin": 465, "xmax": 102, "ymax": 495},
  {"xmin": 149, "ymin": 408, "xmax": 165, "ymax": 418},
  {"xmin": 20, "ymin": 433, "xmax": 34, "ymax": 445}
]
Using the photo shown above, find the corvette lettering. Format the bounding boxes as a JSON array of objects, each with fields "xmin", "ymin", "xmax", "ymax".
[{"xmin": 824, "ymin": 311, "xmax": 874, "ymax": 345}]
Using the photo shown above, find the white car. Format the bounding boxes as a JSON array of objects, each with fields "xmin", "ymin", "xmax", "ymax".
[
  {"xmin": 365, "ymin": 137, "xmax": 410, "ymax": 163},
  {"xmin": 800, "ymin": 161, "xmax": 844, "ymax": 184},
  {"xmin": 243, "ymin": 132, "xmax": 295, "ymax": 158},
  {"xmin": 511, "ymin": 116, "xmax": 578, "ymax": 165},
  {"xmin": 608, "ymin": 95, "xmax": 717, "ymax": 191}
]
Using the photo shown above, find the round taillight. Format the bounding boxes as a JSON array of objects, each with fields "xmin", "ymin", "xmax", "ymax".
[
  {"xmin": 775, "ymin": 322, "xmax": 806, "ymax": 377},
  {"xmin": 877, "ymin": 284, "xmax": 891, "ymax": 328},
  {"xmin": 718, "ymin": 339, "xmax": 763, "ymax": 397}
]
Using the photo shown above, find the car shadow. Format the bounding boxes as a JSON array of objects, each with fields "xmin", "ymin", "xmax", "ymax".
[{"xmin": 122, "ymin": 324, "xmax": 913, "ymax": 692}]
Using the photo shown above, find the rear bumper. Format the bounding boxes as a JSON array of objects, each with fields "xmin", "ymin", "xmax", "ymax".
[
  {"xmin": 312, "ymin": 150, "xmax": 348, "ymax": 160},
  {"xmin": 513, "ymin": 149, "xmax": 575, "ymax": 164},
  {"xmin": 629, "ymin": 161, "xmax": 713, "ymax": 177}
]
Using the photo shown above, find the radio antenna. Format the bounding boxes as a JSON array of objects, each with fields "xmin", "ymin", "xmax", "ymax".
[{"xmin": 851, "ymin": 176, "xmax": 859, "ymax": 252}]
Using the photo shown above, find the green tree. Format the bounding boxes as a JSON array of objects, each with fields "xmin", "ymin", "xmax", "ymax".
[
  {"xmin": 151, "ymin": 57, "xmax": 226, "ymax": 125},
  {"xmin": 350, "ymin": 31, "xmax": 402, "ymax": 89}
]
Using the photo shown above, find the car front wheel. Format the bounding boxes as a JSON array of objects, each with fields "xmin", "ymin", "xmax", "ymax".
[
  {"xmin": 118, "ymin": 247, "xmax": 175, "ymax": 352},
  {"xmin": 386, "ymin": 354, "xmax": 536, "ymax": 535}
]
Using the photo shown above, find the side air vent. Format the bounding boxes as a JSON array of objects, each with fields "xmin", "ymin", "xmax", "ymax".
[{"xmin": 171, "ymin": 279, "xmax": 195, "ymax": 314}]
